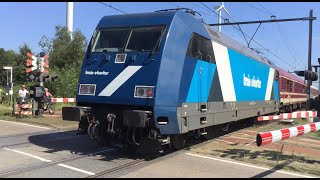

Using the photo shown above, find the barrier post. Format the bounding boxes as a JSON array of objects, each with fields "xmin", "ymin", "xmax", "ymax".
[{"xmin": 32, "ymin": 98, "xmax": 35, "ymax": 117}]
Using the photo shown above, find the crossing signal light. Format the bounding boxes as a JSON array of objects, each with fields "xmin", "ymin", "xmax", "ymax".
[
  {"xmin": 294, "ymin": 70, "xmax": 318, "ymax": 81},
  {"xmin": 49, "ymin": 73, "xmax": 58, "ymax": 82},
  {"xmin": 304, "ymin": 70, "xmax": 318, "ymax": 81},
  {"xmin": 294, "ymin": 71, "xmax": 305, "ymax": 77},
  {"xmin": 41, "ymin": 73, "xmax": 49, "ymax": 82}
]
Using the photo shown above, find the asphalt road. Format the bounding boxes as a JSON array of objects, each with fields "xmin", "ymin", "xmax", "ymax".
[{"xmin": 0, "ymin": 119, "xmax": 317, "ymax": 178}]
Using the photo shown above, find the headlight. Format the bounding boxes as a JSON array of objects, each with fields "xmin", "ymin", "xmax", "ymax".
[
  {"xmin": 134, "ymin": 86, "xmax": 154, "ymax": 98},
  {"xmin": 79, "ymin": 84, "xmax": 96, "ymax": 95}
]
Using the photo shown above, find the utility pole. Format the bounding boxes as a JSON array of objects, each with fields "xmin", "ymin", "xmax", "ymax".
[
  {"xmin": 67, "ymin": 2, "xmax": 74, "ymax": 39},
  {"xmin": 3, "ymin": 66, "xmax": 12, "ymax": 104},
  {"xmin": 307, "ymin": 9, "xmax": 314, "ymax": 110},
  {"xmin": 39, "ymin": 56, "xmax": 44, "ymax": 87}
]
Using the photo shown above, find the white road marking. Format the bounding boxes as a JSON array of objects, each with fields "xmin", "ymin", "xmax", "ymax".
[
  {"xmin": 241, "ymin": 130, "xmax": 258, "ymax": 133},
  {"xmin": 228, "ymin": 135, "xmax": 254, "ymax": 141},
  {"xmin": 232, "ymin": 132, "xmax": 253, "ymax": 137},
  {"xmin": 3, "ymin": 147, "xmax": 52, "ymax": 162},
  {"xmin": 3, "ymin": 147, "xmax": 117, "ymax": 176},
  {"xmin": 57, "ymin": 164, "xmax": 95, "ymax": 175},
  {"xmin": 215, "ymin": 139, "xmax": 234, "ymax": 144},
  {"xmin": 0, "ymin": 120, "xmax": 51, "ymax": 130},
  {"xmin": 186, "ymin": 153, "xmax": 316, "ymax": 178}
]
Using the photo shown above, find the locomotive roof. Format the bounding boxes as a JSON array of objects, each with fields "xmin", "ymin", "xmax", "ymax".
[
  {"xmin": 203, "ymin": 24, "xmax": 275, "ymax": 68},
  {"xmin": 97, "ymin": 10, "xmax": 281, "ymax": 72}
]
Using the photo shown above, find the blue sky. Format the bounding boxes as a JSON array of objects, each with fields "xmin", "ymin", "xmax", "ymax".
[{"xmin": 1, "ymin": 2, "xmax": 320, "ymax": 74}]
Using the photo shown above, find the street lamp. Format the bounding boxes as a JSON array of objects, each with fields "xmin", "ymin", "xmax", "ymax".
[{"xmin": 3, "ymin": 66, "xmax": 12, "ymax": 104}]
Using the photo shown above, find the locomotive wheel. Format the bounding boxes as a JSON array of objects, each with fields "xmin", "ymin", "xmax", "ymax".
[
  {"xmin": 92, "ymin": 123, "xmax": 100, "ymax": 140},
  {"xmin": 171, "ymin": 134, "xmax": 187, "ymax": 150},
  {"xmin": 77, "ymin": 121, "xmax": 88, "ymax": 135},
  {"xmin": 87, "ymin": 123, "xmax": 94, "ymax": 139},
  {"xmin": 289, "ymin": 105, "xmax": 293, "ymax": 113}
]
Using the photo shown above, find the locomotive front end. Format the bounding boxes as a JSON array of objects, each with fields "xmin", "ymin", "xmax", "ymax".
[{"xmin": 62, "ymin": 11, "xmax": 176, "ymax": 148}]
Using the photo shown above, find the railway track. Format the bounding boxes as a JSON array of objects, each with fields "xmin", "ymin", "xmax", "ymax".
[{"xmin": 0, "ymin": 117, "xmax": 262, "ymax": 178}]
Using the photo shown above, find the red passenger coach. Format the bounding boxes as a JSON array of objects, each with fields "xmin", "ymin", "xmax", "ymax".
[{"xmin": 277, "ymin": 67, "xmax": 318, "ymax": 112}]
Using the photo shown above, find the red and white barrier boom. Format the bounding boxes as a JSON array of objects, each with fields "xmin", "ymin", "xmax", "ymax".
[
  {"xmin": 256, "ymin": 122, "xmax": 320, "ymax": 146},
  {"xmin": 257, "ymin": 111, "xmax": 317, "ymax": 121},
  {"xmin": 52, "ymin": 98, "xmax": 76, "ymax": 103}
]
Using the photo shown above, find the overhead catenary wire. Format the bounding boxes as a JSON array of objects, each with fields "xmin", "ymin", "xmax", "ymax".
[
  {"xmin": 199, "ymin": 2, "xmax": 296, "ymax": 69},
  {"xmin": 199, "ymin": 2, "xmax": 249, "ymax": 46},
  {"xmin": 98, "ymin": 2, "xmax": 128, "ymax": 14},
  {"xmin": 276, "ymin": 23, "xmax": 303, "ymax": 68},
  {"xmin": 256, "ymin": 2, "xmax": 274, "ymax": 16},
  {"xmin": 248, "ymin": 2, "xmax": 302, "ymax": 68},
  {"xmin": 168, "ymin": 2, "xmax": 180, "ymax": 8},
  {"xmin": 247, "ymin": 2, "xmax": 272, "ymax": 16}
]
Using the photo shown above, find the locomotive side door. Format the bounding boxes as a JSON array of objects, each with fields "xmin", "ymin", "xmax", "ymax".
[
  {"xmin": 186, "ymin": 33, "xmax": 216, "ymax": 112},
  {"xmin": 196, "ymin": 35, "xmax": 215, "ymax": 112}
]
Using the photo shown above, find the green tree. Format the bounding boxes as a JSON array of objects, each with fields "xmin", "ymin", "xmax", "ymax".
[
  {"xmin": 39, "ymin": 25, "xmax": 87, "ymax": 97},
  {"xmin": 0, "ymin": 48, "xmax": 19, "ymax": 90},
  {"xmin": 15, "ymin": 43, "xmax": 34, "ymax": 85}
]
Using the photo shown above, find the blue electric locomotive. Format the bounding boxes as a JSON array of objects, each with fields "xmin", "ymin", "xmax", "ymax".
[{"xmin": 62, "ymin": 9, "xmax": 280, "ymax": 150}]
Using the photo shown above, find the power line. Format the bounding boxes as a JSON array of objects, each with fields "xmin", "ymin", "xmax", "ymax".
[
  {"xmin": 252, "ymin": 3, "xmax": 301, "ymax": 68},
  {"xmin": 246, "ymin": 2, "xmax": 271, "ymax": 16},
  {"xmin": 167, "ymin": 2, "xmax": 180, "ymax": 8},
  {"xmin": 276, "ymin": 23, "xmax": 303, "ymax": 67},
  {"xmin": 199, "ymin": 2, "xmax": 213, "ymax": 13},
  {"xmin": 98, "ymin": 2, "xmax": 128, "ymax": 14},
  {"xmin": 257, "ymin": 2, "xmax": 274, "ymax": 16},
  {"xmin": 191, "ymin": 2, "xmax": 212, "ymax": 12},
  {"xmin": 199, "ymin": 2, "xmax": 296, "ymax": 69},
  {"xmin": 171, "ymin": 2, "xmax": 212, "ymax": 17},
  {"xmin": 199, "ymin": 2, "xmax": 249, "ymax": 45}
]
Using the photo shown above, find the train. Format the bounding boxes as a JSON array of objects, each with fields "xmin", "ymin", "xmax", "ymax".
[
  {"xmin": 277, "ymin": 67, "xmax": 318, "ymax": 112},
  {"xmin": 62, "ymin": 8, "xmax": 318, "ymax": 151}
]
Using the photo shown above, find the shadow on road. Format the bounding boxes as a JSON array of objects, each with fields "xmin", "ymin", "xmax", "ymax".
[
  {"xmin": 214, "ymin": 148, "xmax": 320, "ymax": 164},
  {"xmin": 250, "ymin": 160, "xmax": 292, "ymax": 178},
  {"xmin": 27, "ymin": 129, "xmax": 166, "ymax": 162},
  {"xmin": 210, "ymin": 148, "xmax": 320, "ymax": 177}
]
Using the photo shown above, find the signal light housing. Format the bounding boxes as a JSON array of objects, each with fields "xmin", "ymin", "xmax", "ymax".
[{"xmin": 134, "ymin": 86, "xmax": 155, "ymax": 98}]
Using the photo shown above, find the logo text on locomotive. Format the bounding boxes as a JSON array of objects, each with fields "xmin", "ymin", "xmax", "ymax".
[
  {"xmin": 85, "ymin": 70, "xmax": 109, "ymax": 76},
  {"xmin": 243, "ymin": 73, "xmax": 261, "ymax": 88}
]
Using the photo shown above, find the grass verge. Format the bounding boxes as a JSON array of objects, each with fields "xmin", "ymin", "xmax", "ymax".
[
  {"xmin": 0, "ymin": 104, "xmax": 78, "ymax": 130},
  {"xmin": 188, "ymin": 118, "xmax": 320, "ymax": 177},
  {"xmin": 0, "ymin": 115, "xmax": 78, "ymax": 130},
  {"xmin": 188, "ymin": 139, "xmax": 320, "ymax": 177}
]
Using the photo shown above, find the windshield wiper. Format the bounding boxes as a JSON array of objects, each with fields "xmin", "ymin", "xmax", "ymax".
[
  {"xmin": 93, "ymin": 48, "xmax": 108, "ymax": 53},
  {"xmin": 148, "ymin": 30, "xmax": 165, "ymax": 58}
]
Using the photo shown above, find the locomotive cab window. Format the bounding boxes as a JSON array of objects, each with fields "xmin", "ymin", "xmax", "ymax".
[
  {"xmin": 186, "ymin": 33, "xmax": 215, "ymax": 63},
  {"xmin": 125, "ymin": 26, "xmax": 164, "ymax": 52},
  {"xmin": 274, "ymin": 70, "xmax": 279, "ymax": 80},
  {"xmin": 92, "ymin": 28, "xmax": 130, "ymax": 53}
]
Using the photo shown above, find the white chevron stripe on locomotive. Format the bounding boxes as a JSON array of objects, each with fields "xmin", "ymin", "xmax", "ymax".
[
  {"xmin": 265, "ymin": 68, "xmax": 275, "ymax": 100},
  {"xmin": 257, "ymin": 111, "xmax": 317, "ymax": 121},
  {"xmin": 98, "ymin": 66, "xmax": 142, "ymax": 96},
  {"xmin": 211, "ymin": 41, "xmax": 236, "ymax": 102}
]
